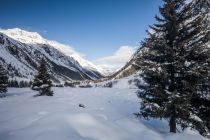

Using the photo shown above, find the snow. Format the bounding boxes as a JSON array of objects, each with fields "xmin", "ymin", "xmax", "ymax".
[
  {"xmin": 184, "ymin": 61, "xmax": 191, "ymax": 67},
  {"xmin": 0, "ymin": 43, "xmax": 36, "ymax": 81},
  {"xmin": 111, "ymin": 75, "xmax": 139, "ymax": 89},
  {"xmin": 0, "ymin": 28, "xmax": 45, "ymax": 44},
  {"xmin": 97, "ymin": 73, "xmax": 143, "ymax": 89},
  {"xmin": 0, "ymin": 87, "xmax": 207, "ymax": 140},
  {"xmin": 0, "ymin": 28, "xmax": 105, "ymax": 75},
  {"xmin": 190, "ymin": 114, "xmax": 203, "ymax": 122}
]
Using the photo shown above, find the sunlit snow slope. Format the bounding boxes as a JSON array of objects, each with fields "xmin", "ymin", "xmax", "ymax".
[{"xmin": 0, "ymin": 28, "xmax": 103, "ymax": 82}]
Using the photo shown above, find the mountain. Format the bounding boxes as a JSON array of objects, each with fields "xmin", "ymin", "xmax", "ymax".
[
  {"xmin": 0, "ymin": 28, "xmax": 103, "ymax": 83},
  {"xmin": 95, "ymin": 65, "xmax": 119, "ymax": 76},
  {"xmin": 103, "ymin": 46, "xmax": 144, "ymax": 80}
]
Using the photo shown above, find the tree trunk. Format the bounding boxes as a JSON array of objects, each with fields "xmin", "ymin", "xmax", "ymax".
[{"xmin": 169, "ymin": 106, "xmax": 176, "ymax": 133}]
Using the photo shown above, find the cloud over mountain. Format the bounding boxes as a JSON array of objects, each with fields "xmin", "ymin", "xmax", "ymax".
[{"xmin": 93, "ymin": 46, "xmax": 136, "ymax": 74}]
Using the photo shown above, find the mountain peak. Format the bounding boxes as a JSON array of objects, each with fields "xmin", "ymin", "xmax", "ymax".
[{"xmin": 0, "ymin": 28, "xmax": 45, "ymax": 44}]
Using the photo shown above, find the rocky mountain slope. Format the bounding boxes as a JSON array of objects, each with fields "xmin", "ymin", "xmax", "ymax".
[
  {"xmin": 0, "ymin": 28, "xmax": 103, "ymax": 83},
  {"xmin": 104, "ymin": 46, "xmax": 145, "ymax": 80}
]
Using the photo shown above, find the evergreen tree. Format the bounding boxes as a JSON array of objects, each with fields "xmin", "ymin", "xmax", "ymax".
[
  {"xmin": 0, "ymin": 63, "xmax": 8, "ymax": 97},
  {"xmin": 14, "ymin": 80, "xmax": 19, "ymax": 87},
  {"xmin": 32, "ymin": 58, "xmax": 53, "ymax": 96},
  {"xmin": 136, "ymin": 0, "xmax": 210, "ymax": 135},
  {"xmin": 19, "ymin": 81, "xmax": 24, "ymax": 88},
  {"xmin": 189, "ymin": 0, "xmax": 210, "ymax": 136},
  {"xmin": 10, "ymin": 80, "xmax": 14, "ymax": 87}
]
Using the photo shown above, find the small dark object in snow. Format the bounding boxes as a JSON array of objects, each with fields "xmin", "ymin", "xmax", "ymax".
[{"xmin": 79, "ymin": 104, "xmax": 85, "ymax": 108}]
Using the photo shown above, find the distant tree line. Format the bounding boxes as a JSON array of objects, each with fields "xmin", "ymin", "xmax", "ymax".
[
  {"xmin": 8, "ymin": 80, "xmax": 32, "ymax": 88},
  {"xmin": 0, "ymin": 63, "xmax": 8, "ymax": 97}
]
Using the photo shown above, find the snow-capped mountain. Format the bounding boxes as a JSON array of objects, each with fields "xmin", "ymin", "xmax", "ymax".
[
  {"xmin": 0, "ymin": 28, "xmax": 103, "ymax": 83},
  {"xmin": 105, "ymin": 47, "xmax": 144, "ymax": 80}
]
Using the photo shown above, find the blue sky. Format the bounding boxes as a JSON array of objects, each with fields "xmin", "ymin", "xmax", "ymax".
[{"xmin": 0, "ymin": 0, "xmax": 162, "ymax": 61}]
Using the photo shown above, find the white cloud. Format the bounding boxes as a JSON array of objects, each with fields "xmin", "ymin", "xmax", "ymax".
[{"xmin": 93, "ymin": 46, "xmax": 136, "ymax": 74}]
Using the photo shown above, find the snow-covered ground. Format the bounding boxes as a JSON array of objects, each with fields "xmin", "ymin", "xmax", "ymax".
[{"xmin": 0, "ymin": 88, "xmax": 207, "ymax": 140}]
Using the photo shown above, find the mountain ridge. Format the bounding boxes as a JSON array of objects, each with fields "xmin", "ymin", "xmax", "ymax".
[{"xmin": 0, "ymin": 28, "xmax": 104, "ymax": 83}]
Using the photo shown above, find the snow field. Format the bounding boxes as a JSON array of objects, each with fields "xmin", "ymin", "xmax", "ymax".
[{"xmin": 0, "ymin": 88, "xmax": 207, "ymax": 140}]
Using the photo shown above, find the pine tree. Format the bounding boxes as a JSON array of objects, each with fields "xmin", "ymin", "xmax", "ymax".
[
  {"xmin": 9, "ymin": 80, "xmax": 14, "ymax": 87},
  {"xmin": 32, "ymin": 58, "xmax": 53, "ymax": 96},
  {"xmin": 189, "ymin": 0, "xmax": 210, "ymax": 136},
  {"xmin": 0, "ymin": 63, "xmax": 8, "ymax": 97},
  {"xmin": 14, "ymin": 80, "xmax": 19, "ymax": 87},
  {"xmin": 136, "ymin": 0, "xmax": 210, "ymax": 135}
]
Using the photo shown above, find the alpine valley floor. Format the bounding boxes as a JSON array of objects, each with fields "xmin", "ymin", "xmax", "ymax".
[{"xmin": 0, "ymin": 87, "xmax": 207, "ymax": 140}]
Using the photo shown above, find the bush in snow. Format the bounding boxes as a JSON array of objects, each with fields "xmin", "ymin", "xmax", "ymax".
[
  {"xmin": 64, "ymin": 82, "xmax": 75, "ymax": 87},
  {"xmin": 79, "ymin": 84, "xmax": 92, "ymax": 88},
  {"xmin": 103, "ymin": 81, "xmax": 118, "ymax": 88},
  {"xmin": 54, "ymin": 84, "xmax": 64, "ymax": 87},
  {"xmin": 31, "ymin": 58, "xmax": 53, "ymax": 96},
  {"xmin": 103, "ymin": 81, "xmax": 113, "ymax": 88},
  {"xmin": 136, "ymin": 0, "xmax": 210, "ymax": 136},
  {"xmin": 128, "ymin": 80, "xmax": 133, "ymax": 85},
  {"xmin": 0, "ymin": 63, "xmax": 8, "ymax": 97}
]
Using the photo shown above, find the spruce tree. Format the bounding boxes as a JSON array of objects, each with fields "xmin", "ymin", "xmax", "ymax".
[
  {"xmin": 136, "ymin": 0, "xmax": 210, "ymax": 135},
  {"xmin": 32, "ymin": 58, "xmax": 53, "ymax": 96},
  {"xmin": 0, "ymin": 63, "xmax": 8, "ymax": 97},
  {"xmin": 189, "ymin": 0, "xmax": 210, "ymax": 136}
]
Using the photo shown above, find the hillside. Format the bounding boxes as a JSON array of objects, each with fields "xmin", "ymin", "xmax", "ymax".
[{"xmin": 0, "ymin": 28, "xmax": 103, "ymax": 83}]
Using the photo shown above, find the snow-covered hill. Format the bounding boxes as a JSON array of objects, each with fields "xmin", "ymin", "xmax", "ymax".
[
  {"xmin": 0, "ymin": 87, "xmax": 207, "ymax": 140},
  {"xmin": 104, "ymin": 46, "xmax": 144, "ymax": 80},
  {"xmin": 0, "ymin": 28, "xmax": 103, "ymax": 83},
  {"xmin": 95, "ymin": 73, "xmax": 141, "ymax": 89}
]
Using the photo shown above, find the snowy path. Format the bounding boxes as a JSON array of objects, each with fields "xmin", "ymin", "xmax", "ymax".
[{"xmin": 0, "ymin": 88, "xmax": 207, "ymax": 140}]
